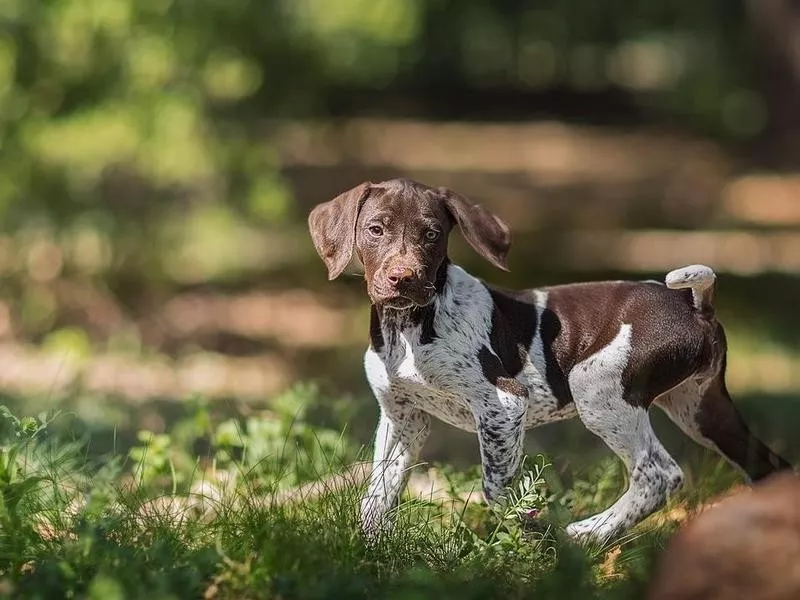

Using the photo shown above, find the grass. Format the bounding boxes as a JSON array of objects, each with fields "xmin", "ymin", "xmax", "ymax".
[{"xmin": 0, "ymin": 387, "xmax": 743, "ymax": 600}]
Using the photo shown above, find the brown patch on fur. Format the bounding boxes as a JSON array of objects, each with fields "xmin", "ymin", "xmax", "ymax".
[
  {"xmin": 308, "ymin": 182, "xmax": 371, "ymax": 280},
  {"xmin": 541, "ymin": 281, "xmax": 713, "ymax": 407},
  {"xmin": 477, "ymin": 346, "xmax": 530, "ymax": 398},
  {"xmin": 695, "ymin": 369, "xmax": 791, "ymax": 481},
  {"xmin": 486, "ymin": 289, "xmax": 537, "ymax": 375}
]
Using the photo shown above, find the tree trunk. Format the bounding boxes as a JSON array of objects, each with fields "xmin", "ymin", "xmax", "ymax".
[{"xmin": 745, "ymin": 0, "xmax": 800, "ymax": 169}]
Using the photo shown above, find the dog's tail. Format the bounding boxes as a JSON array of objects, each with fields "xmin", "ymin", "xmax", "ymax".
[{"xmin": 665, "ymin": 264, "xmax": 716, "ymax": 314}]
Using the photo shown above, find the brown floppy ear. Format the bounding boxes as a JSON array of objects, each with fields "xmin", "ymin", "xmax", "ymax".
[
  {"xmin": 308, "ymin": 182, "xmax": 372, "ymax": 280},
  {"xmin": 439, "ymin": 187, "xmax": 511, "ymax": 271}
]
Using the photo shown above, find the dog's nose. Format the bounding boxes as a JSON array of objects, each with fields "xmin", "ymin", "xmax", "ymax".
[{"xmin": 387, "ymin": 266, "xmax": 415, "ymax": 285}]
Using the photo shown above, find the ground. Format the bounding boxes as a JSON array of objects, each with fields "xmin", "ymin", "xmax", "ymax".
[{"xmin": 0, "ymin": 387, "xmax": 751, "ymax": 600}]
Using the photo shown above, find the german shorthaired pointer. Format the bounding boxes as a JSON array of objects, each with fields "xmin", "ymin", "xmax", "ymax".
[{"xmin": 308, "ymin": 178, "xmax": 791, "ymax": 543}]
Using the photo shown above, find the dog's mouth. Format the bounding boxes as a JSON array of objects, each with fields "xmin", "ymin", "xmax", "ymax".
[
  {"xmin": 370, "ymin": 288, "xmax": 435, "ymax": 311},
  {"xmin": 381, "ymin": 297, "xmax": 416, "ymax": 310}
]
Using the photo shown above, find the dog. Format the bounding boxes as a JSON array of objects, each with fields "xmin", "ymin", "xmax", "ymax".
[{"xmin": 307, "ymin": 177, "xmax": 790, "ymax": 543}]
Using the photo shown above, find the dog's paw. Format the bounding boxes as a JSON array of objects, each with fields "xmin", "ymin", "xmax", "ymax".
[
  {"xmin": 359, "ymin": 507, "xmax": 394, "ymax": 545},
  {"xmin": 565, "ymin": 515, "xmax": 615, "ymax": 545},
  {"xmin": 565, "ymin": 521, "xmax": 593, "ymax": 542},
  {"xmin": 360, "ymin": 516, "xmax": 383, "ymax": 541}
]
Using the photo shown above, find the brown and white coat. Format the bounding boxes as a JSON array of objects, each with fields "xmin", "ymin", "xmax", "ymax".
[{"xmin": 308, "ymin": 178, "xmax": 790, "ymax": 543}]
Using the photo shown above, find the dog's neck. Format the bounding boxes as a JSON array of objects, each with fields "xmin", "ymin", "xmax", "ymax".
[{"xmin": 369, "ymin": 259, "xmax": 451, "ymax": 351}]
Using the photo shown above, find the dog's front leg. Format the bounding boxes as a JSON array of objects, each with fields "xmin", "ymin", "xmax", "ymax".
[
  {"xmin": 360, "ymin": 402, "xmax": 430, "ymax": 538},
  {"xmin": 473, "ymin": 389, "xmax": 528, "ymax": 506}
]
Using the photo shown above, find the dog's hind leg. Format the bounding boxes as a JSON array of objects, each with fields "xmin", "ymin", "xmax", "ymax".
[
  {"xmin": 565, "ymin": 325, "xmax": 684, "ymax": 544},
  {"xmin": 656, "ymin": 375, "xmax": 791, "ymax": 482}
]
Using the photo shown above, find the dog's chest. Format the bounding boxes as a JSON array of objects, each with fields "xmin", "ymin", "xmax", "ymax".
[
  {"xmin": 364, "ymin": 305, "xmax": 571, "ymax": 431},
  {"xmin": 366, "ymin": 324, "xmax": 479, "ymax": 431}
]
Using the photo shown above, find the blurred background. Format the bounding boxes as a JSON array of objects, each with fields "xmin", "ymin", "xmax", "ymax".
[{"xmin": 1, "ymin": 0, "xmax": 799, "ymax": 477}]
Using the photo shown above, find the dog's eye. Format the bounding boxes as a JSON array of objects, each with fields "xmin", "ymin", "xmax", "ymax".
[
  {"xmin": 368, "ymin": 225, "xmax": 384, "ymax": 237},
  {"xmin": 424, "ymin": 229, "xmax": 440, "ymax": 241}
]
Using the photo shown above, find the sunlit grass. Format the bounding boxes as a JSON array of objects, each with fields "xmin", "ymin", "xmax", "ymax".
[{"xmin": 0, "ymin": 394, "xmax": 746, "ymax": 600}]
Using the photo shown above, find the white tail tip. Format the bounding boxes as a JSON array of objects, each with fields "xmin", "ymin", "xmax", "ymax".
[
  {"xmin": 665, "ymin": 264, "xmax": 716, "ymax": 311},
  {"xmin": 665, "ymin": 264, "xmax": 716, "ymax": 290}
]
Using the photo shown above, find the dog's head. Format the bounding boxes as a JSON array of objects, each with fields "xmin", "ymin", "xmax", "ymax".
[{"xmin": 308, "ymin": 178, "xmax": 510, "ymax": 310}]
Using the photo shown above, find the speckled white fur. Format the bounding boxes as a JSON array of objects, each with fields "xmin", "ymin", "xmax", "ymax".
[
  {"xmin": 565, "ymin": 325, "xmax": 684, "ymax": 542},
  {"xmin": 361, "ymin": 266, "xmax": 563, "ymax": 533}
]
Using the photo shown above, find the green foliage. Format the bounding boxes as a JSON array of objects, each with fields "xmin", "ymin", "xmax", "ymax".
[
  {"xmin": 128, "ymin": 383, "xmax": 356, "ymax": 494},
  {"xmin": 454, "ymin": 457, "xmax": 558, "ymax": 583},
  {"xmin": 2, "ymin": 0, "xmax": 290, "ymax": 229},
  {"xmin": 0, "ymin": 395, "xmax": 698, "ymax": 599},
  {"xmin": 129, "ymin": 430, "xmax": 176, "ymax": 487},
  {"xmin": 0, "ymin": 0, "xmax": 791, "ymax": 398},
  {"xmin": 0, "ymin": 0, "xmax": 764, "ymax": 245},
  {"xmin": 560, "ymin": 457, "xmax": 629, "ymax": 521},
  {"xmin": 0, "ymin": 407, "xmax": 75, "ymax": 581}
]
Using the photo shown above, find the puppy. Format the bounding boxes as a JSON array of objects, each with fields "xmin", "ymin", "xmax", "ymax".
[{"xmin": 308, "ymin": 178, "xmax": 790, "ymax": 542}]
